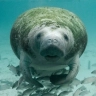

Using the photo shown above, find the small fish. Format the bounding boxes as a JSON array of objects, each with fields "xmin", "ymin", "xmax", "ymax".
[
  {"xmin": 79, "ymin": 86, "xmax": 87, "ymax": 91},
  {"xmin": 92, "ymin": 93, "xmax": 96, "ymax": 96},
  {"xmin": 37, "ymin": 76, "xmax": 50, "ymax": 81},
  {"xmin": 79, "ymin": 90, "xmax": 90, "ymax": 96},
  {"xmin": 71, "ymin": 78, "xmax": 81, "ymax": 86},
  {"xmin": 53, "ymin": 68, "xmax": 69, "ymax": 75},
  {"xmin": 16, "ymin": 83, "xmax": 33, "ymax": 90},
  {"xmin": 25, "ymin": 76, "xmax": 43, "ymax": 88},
  {"xmin": 20, "ymin": 62, "xmax": 43, "ymax": 88},
  {"xmin": 73, "ymin": 88, "xmax": 82, "ymax": 96},
  {"xmin": 91, "ymin": 81, "xmax": 96, "ymax": 86},
  {"xmin": 49, "ymin": 87, "xmax": 57, "ymax": 94},
  {"xmin": 92, "ymin": 63, "xmax": 96, "ymax": 67},
  {"xmin": 58, "ymin": 91, "xmax": 72, "ymax": 96},
  {"xmin": 7, "ymin": 64, "xmax": 20, "ymax": 76},
  {"xmin": 57, "ymin": 83, "xmax": 73, "ymax": 92},
  {"xmin": 73, "ymin": 86, "xmax": 86, "ymax": 96},
  {"xmin": 42, "ymin": 93, "xmax": 57, "ymax": 96},
  {"xmin": 12, "ymin": 76, "xmax": 24, "ymax": 89},
  {"xmin": 16, "ymin": 76, "xmax": 24, "ymax": 89},
  {"xmin": 37, "ymin": 76, "xmax": 51, "ymax": 87},
  {"xmin": 81, "ymin": 76, "xmax": 96, "ymax": 84},
  {"xmin": 91, "ymin": 70, "xmax": 96, "ymax": 74},
  {"xmin": 17, "ymin": 91, "xmax": 22, "ymax": 96},
  {"xmin": 22, "ymin": 88, "xmax": 34, "ymax": 96},
  {"xmin": 31, "ymin": 93, "xmax": 40, "ymax": 96},
  {"xmin": 12, "ymin": 81, "xmax": 18, "ymax": 89}
]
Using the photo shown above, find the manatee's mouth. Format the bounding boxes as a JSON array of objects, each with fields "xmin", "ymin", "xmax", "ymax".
[
  {"xmin": 40, "ymin": 44, "xmax": 64, "ymax": 62},
  {"xmin": 45, "ymin": 55, "xmax": 60, "ymax": 62}
]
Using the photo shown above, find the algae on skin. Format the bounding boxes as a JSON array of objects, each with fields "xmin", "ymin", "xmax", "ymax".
[
  {"xmin": 11, "ymin": 7, "xmax": 87, "ymax": 59},
  {"xmin": 13, "ymin": 7, "xmax": 85, "ymax": 35}
]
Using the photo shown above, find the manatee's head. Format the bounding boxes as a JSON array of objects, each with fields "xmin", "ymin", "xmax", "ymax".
[{"xmin": 28, "ymin": 25, "xmax": 74, "ymax": 63}]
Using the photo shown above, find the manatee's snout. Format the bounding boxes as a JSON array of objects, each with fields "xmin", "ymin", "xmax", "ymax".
[{"xmin": 40, "ymin": 38, "xmax": 64, "ymax": 62}]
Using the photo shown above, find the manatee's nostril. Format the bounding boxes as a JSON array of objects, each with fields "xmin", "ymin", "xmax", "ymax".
[
  {"xmin": 53, "ymin": 39, "xmax": 58, "ymax": 43},
  {"xmin": 47, "ymin": 39, "xmax": 52, "ymax": 44},
  {"xmin": 47, "ymin": 39, "xmax": 59, "ymax": 45}
]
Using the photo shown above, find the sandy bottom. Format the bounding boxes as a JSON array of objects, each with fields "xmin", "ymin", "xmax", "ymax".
[{"xmin": 0, "ymin": 38, "xmax": 96, "ymax": 96}]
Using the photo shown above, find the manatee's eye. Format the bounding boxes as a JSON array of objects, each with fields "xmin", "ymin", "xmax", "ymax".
[
  {"xmin": 36, "ymin": 33, "xmax": 42, "ymax": 40},
  {"xmin": 64, "ymin": 34, "xmax": 69, "ymax": 41},
  {"xmin": 35, "ymin": 33, "xmax": 43, "ymax": 48}
]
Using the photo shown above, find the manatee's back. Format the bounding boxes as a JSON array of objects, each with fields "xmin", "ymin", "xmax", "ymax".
[{"xmin": 10, "ymin": 7, "xmax": 87, "ymax": 59}]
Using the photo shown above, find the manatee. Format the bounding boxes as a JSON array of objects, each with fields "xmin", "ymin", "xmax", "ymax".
[{"xmin": 10, "ymin": 7, "xmax": 87, "ymax": 85}]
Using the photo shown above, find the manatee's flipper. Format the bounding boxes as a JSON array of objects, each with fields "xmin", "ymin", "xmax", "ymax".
[
  {"xmin": 12, "ymin": 76, "xmax": 24, "ymax": 89},
  {"xmin": 20, "ymin": 62, "xmax": 43, "ymax": 87},
  {"xmin": 20, "ymin": 51, "xmax": 43, "ymax": 88},
  {"xmin": 12, "ymin": 81, "xmax": 18, "ymax": 89},
  {"xmin": 50, "ymin": 54, "xmax": 79, "ymax": 85},
  {"xmin": 16, "ymin": 76, "xmax": 24, "ymax": 89}
]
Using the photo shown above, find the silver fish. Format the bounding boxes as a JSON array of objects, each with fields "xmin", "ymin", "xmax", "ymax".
[
  {"xmin": 92, "ymin": 93, "xmax": 96, "ymax": 96},
  {"xmin": 37, "ymin": 76, "xmax": 52, "ymax": 88},
  {"xmin": 57, "ymin": 83, "xmax": 73, "ymax": 92},
  {"xmin": 7, "ymin": 64, "xmax": 20, "ymax": 76},
  {"xmin": 22, "ymin": 88, "xmax": 35, "ymax": 96},
  {"xmin": 58, "ymin": 91, "xmax": 72, "ymax": 96},
  {"xmin": 16, "ymin": 83, "xmax": 33, "ymax": 90},
  {"xmin": 92, "ymin": 63, "xmax": 96, "ymax": 67},
  {"xmin": 49, "ymin": 87, "xmax": 57, "ymax": 94},
  {"xmin": 91, "ymin": 70, "xmax": 96, "ymax": 74},
  {"xmin": 79, "ymin": 90, "xmax": 90, "ymax": 96},
  {"xmin": 12, "ymin": 80, "xmax": 18, "ymax": 89},
  {"xmin": 91, "ymin": 81, "xmax": 96, "ymax": 86},
  {"xmin": 53, "ymin": 68, "xmax": 69, "ymax": 75},
  {"xmin": 79, "ymin": 86, "xmax": 87, "ymax": 91},
  {"xmin": 12, "ymin": 76, "xmax": 24, "ymax": 89},
  {"xmin": 30, "ymin": 93, "xmax": 40, "ymax": 96},
  {"xmin": 41, "ymin": 93, "xmax": 57, "ymax": 96},
  {"xmin": 73, "ymin": 86, "xmax": 86, "ymax": 96},
  {"xmin": 20, "ymin": 62, "xmax": 43, "ymax": 88},
  {"xmin": 81, "ymin": 76, "xmax": 96, "ymax": 84},
  {"xmin": 71, "ymin": 78, "xmax": 81, "ymax": 86},
  {"xmin": 73, "ymin": 88, "xmax": 82, "ymax": 96}
]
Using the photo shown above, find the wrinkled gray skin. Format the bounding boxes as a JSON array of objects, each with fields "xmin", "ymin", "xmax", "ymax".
[
  {"xmin": 28, "ymin": 26, "xmax": 75, "ymax": 70},
  {"xmin": 27, "ymin": 25, "xmax": 79, "ymax": 85},
  {"xmin": 11, "ymin": 25, "xmax": 79, "ymax": 85},
  {"xmin": 10, "ymin": 7, "xmax": 87, "ymax": 86}
]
